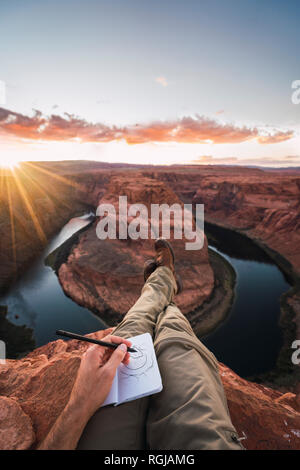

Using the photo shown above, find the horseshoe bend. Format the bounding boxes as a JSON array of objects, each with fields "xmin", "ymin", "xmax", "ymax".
[{"xmin": 0, "ymin": 161, "xmax": 300, "ymax": 450}]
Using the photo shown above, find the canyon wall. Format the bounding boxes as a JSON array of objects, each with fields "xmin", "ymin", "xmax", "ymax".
[
  {"xmin": 142, "ymin": 165, "xmax": 300, "ymax": 274},
  {"xmin": 0, "ymin": 162, "xmax": 112, "ymax": 295}
]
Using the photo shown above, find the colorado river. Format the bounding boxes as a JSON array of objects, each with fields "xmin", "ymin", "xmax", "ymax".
[{"xmin": 203, "ymin": 222, "xmax": 290, "ymax": 378}]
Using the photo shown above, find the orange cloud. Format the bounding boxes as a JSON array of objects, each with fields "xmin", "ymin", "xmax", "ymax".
[
  {"xmin": 257, "ymin": 131, "xmax": 294, "ymax": 144},
  {"xmin": 0, "ymin": 107, "xmax": 294, "ymax": 146}
]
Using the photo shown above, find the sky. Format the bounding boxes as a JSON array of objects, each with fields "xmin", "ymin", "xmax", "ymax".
[{"xmin": 0, "ymin": 0, "xmax": 299, "ymax": 167}]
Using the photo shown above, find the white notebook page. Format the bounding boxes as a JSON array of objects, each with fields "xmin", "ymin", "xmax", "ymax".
[
  {"xmin": 118, "ymin": 333, "xmax": 162, "ymax": 404},
  {"xmin": 101, "ymin": 333, "xmax": 162, "ymax": 406}
]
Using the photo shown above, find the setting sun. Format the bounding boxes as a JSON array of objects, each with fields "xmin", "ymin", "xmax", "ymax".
[{"xmin": 0, "ymin": 156, "xmax": 21, "ymax": 169}]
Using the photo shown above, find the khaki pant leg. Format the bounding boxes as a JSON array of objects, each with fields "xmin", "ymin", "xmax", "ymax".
[
  {"xmin": 113, "ymin": 266, "xmax": 176, "ymax": 339},
  {"xmin": 77, "ymin": 267, "xmax": 176, "ymax": 450},
  {"xmin": 147, "ymin": 302, "xmax": 244, "ymax": 450}
]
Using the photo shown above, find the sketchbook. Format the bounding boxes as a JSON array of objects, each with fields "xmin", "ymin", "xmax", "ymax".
[{"xmin": 101, "ymin": 332, "xmax": 163, "ymax": 407}]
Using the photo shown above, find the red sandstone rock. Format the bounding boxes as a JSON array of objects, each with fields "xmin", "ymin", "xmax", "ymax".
[
  {"xmin": 0, "ymin": 396, "xmax": 35, "ymax": 450},
  {"xmin": 219, "ymin": 364, "xmax": 300, "ymax": 450},
  {"xmin": 0, "ymin": 334, "xmax": 299, "ymax": 450},
  {"xmin": 0, "ymin": 329, "xmax": 112, "ymax": 448}
]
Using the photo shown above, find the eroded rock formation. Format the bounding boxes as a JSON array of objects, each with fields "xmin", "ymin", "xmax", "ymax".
[{"xmin": 54, "ymin": 175, "xmax": 214, "ymax": 323}]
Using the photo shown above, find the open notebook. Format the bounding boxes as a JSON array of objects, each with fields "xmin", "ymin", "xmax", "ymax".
[{"xmin": 101, "ymin": 332, "xmax": 163, "ymax": 407}]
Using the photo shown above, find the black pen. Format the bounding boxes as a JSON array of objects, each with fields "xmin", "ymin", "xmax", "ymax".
[{"xmin": 56, "ymin": 329, "xmax": 137, "ymax": 353}]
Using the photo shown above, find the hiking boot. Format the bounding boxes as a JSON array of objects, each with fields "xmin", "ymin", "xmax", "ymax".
[
  {"xmin": 154, "ymin": 238, "xmax": 183, "ymax": 294},
  {"xmin": 154, "ymin": 238, "xmax": 175, "ymax": 273}
]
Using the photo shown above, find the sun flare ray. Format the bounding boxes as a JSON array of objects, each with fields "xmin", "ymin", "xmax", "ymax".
[
  {"xmin": 11, "ymin": 168, "xmax": 47, "ymax": 244},
  {"xmin": 5, "ymin": 177, "xmax": 17, "ymax": 272},
  {"xmin": 24, "ymin": 161, "xmax": 83, "ymax": 191},
  {"xmin": 16, "ymin": 164, "xmax": 71, "ymax": 212}
]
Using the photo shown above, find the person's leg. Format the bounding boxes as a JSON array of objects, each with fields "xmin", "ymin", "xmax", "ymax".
[
  {"xmin": 77, "ymin": 266, "xmax": 176, "ymax": 450},
  {"xmin": 147, "ymin": 302, "xmax": 244, "ymax": 450},
  {"xmin": 113, "ymin": 266, "xmax": 177, "ymax": 339}
]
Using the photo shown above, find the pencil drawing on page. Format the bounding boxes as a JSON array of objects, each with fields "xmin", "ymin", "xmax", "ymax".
[{"xmin": 120, "ymin": 343, "xmax": 154, "ymax": 380}]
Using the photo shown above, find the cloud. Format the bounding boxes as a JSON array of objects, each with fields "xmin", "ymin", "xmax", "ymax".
[
  {"xmin": 155, "ymin": 76, "xmax": 168, "ymax": 87},
  {"xmin": 0, "ymin": 107, "xmax": 295, "ymax": 146},
  {"xmin": 257, "ymin": 130, "xmax": 294, "ymax": 144},
  {"xmin": 190, "ymin": 154, "xmax": 300, "ymax": 167},
  {"xmin": 0, "ymin": 107, "xmax": 119, "ymax": 142}
]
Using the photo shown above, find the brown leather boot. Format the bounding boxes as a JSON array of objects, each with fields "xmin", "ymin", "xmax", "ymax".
[
  {"xmin": 154, "ymin": 238, "xmax": 175, "ymax": 273},
  {"xmin": 154, "ymin": 238, "xmax": 182, "ymax": 294}
]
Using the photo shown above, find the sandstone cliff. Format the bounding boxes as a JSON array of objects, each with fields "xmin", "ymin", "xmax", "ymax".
[
  {"xmin": 0, "ymin": 164, "xmax": 91, "ymax": 294},
  {"xmin": 0, "ymin": 330, "xmax": 299, "ymax": 450}
]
